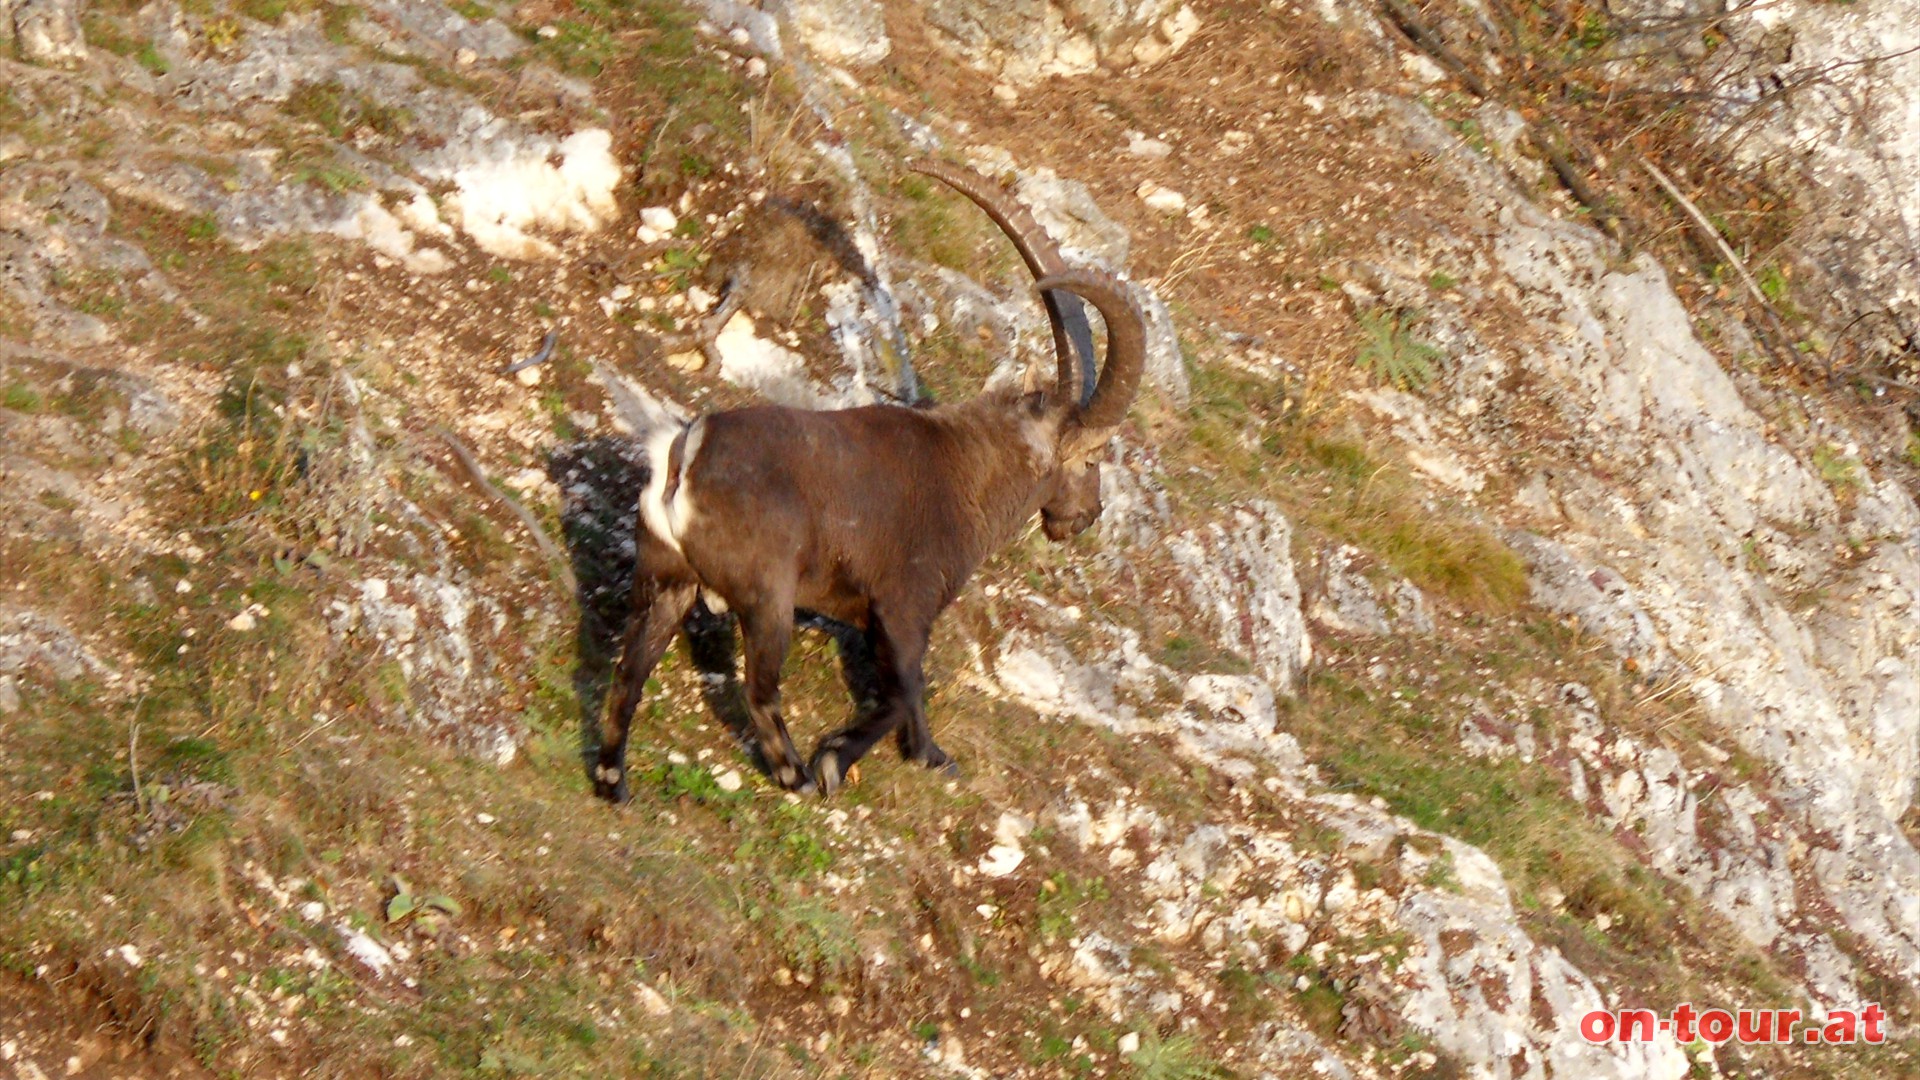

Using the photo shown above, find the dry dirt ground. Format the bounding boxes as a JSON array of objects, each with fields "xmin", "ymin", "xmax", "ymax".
[{"xmin": 1, "ymin": 976, "xmax": 209, "ymax": 1080}]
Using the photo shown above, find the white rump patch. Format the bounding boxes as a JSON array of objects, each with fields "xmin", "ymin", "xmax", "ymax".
[{"xmin": 639, "ymin": 417, "xmax": 705, "ymax": 555}]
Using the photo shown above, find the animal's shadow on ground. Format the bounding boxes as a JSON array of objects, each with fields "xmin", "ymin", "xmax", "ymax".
[{"xmin": 547, "ymin": 437, "xmax": 887, "ymax": 789}]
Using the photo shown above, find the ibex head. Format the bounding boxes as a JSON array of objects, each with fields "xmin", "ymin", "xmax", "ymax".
[{"xmin": 909, "ymin": 160, "xmax": 1144, "ymax": 544}]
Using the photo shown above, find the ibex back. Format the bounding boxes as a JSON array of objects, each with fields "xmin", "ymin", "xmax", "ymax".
[{"xmin": 594, "ymin": 162, "xmax": 1148, "ymax": 800}]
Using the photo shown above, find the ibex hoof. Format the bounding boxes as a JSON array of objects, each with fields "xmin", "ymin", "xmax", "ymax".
[
  {"xmin": 772, "ymin": 760, "xmax": 815, "ymax": 793},
  {"xmin": 915, "ymin": 743, "xmax": 955, "ymax": 773},
  {"xmin": 593, "ymin": 763, "xmax": 630, "ymax": 804},
  {"xmin": 812, "ymin": 748, "xmax": 844, "ymax": 798}
]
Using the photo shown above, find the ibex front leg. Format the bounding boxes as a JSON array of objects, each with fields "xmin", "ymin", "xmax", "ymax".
[
  {"xmin": 812, "ymin": 608, "xmax": 948, "ymax": 796},
  {"xmin": 597, "ymin": 571, "xmax": 698, "ymax": 803},
  {"xmin": 739, "ymin": 601, "xmax": 814, "ymax": 792}
]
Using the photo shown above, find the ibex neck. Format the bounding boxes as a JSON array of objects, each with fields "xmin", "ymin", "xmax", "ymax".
[{"xmin": 933, "ymin": 391, "xmax": 1062, "ymax": 558}]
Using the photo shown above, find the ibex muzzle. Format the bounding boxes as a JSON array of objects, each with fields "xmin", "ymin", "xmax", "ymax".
[{"xmin": 594, "ymin": 162, "xmax": 1148, "ymax": 800}]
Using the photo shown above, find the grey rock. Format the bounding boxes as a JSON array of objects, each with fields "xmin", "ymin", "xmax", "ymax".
[
  {"xmin": 0, "ymin": 607, "xmax": 112, "ymax": 683},
  {"xmin": 1169, "ymin": 500, "xmax": 1312, "ymax": 694},
  {"xmin": 1374, "ymin": 86, "xmax": 1920, "ymax": 983},
  {"xmin": 10, "ymin": 0, "xmax": 86, "ymax": 68},
  {"xmin": 925, "ymin": 0, "xmax": 1198, "ymax": 84},
  {"xmin": 1013, "ymin": 167, "xmax": 1130, "ymax": 268},
  {"xmin": 787, "ymin": 0, "xmax": 889, "ymax": 66},
  {"xmin": 1310, "ymin": 545, "xmax": 1390, "ymax": 635},
  {"xmin": 1309, "ymin": 545, "xmax": 1434, "ymax": 636},
  {"xmin": 359, "ymin": 0, "xmax": 523, "ymax": 62}
]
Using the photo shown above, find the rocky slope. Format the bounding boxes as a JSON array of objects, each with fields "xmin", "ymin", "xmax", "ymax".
[{"xmin": 1, "ymin": 0, "xmax": 1917, "ymax": 1077}]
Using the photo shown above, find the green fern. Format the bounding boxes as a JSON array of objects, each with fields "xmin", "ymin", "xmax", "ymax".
[{"xmin": 1355, "ymin": 308, "xmax": 1443, "ymax": 391}]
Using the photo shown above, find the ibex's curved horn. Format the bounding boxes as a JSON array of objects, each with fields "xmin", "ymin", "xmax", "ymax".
[
  {"xmin": 1033, "ymin": 270, "xmax": 1146, "ymax": 436},
  {"xmin": 909, "ymin": 160, "xmax": 1097, "ymax": 407}
]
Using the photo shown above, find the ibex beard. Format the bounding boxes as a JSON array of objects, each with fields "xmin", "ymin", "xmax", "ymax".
[{"xmin": 594, "ymin": 165, "xmax": 1147, "ymax": 801}]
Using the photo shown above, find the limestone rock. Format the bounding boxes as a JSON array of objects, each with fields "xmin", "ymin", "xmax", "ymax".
[
  {"xmin": 925, "ymin": 0, "xmax": 1200, "ymax": 84},
  {"xmin": 10, "ymin": 0, "xmax": 86, "ymax": 68},
  {"xmin": 788, "ymin": 0, "xmax": 890, "ymax": 66}
]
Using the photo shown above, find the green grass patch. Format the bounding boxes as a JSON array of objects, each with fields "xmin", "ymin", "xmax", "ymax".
[
  {"xmin": 1354, "ymin": 307, "xmax": 1442, "ymax": 391},
  {"xmin": 1177, "ymin": 362, "xmax": 1526, "ymax": 612}
]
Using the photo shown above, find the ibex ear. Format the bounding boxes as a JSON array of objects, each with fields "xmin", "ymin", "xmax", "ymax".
[{"xmin": 1061, "ymin": 421, "xmax": 1113, "ymax": 463}]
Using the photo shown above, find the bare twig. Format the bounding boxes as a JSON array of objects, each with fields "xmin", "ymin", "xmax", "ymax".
[
  {"xmin": 1644, "ymin": 158, "xmax": 1811, "ymax": 373},
  {"xmin": 129, "ymin": 721, "xmax": 144, "ymax": 817},
  {"xmin": 501, "ymin": 331, "xmax": 558, "ymax": 375},
  {"xmin": 1379, "ymin": 0, "xmax": 1489, "ymax": 97},
  {"xmin": 635, "ymin": 102, "xmax": 685, "ymax": 193},
  {"xmin": 434, "ymin": 427, "xmax": 579, "ymax": 598},
  {"xmin": 1642, "ymin": 160, "xmax": 1771, "ymax": 311}
]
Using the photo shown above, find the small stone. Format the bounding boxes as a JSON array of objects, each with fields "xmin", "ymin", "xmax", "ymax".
[
  {"xmin": 454, "ymin": 47, "xmax": 477, "ymax": 67},
  {"xmin": 992, "ymin": 83, "xmax": 1019, "ymax": 104},
  {"xmin": 227, "ymin": 611, "xmax": 257, "ymax": 632},
  {"xmin": 664, "ymin": 351, "xmax": 707, "ymax": 372},
  {"xmin": 0, "ymin": 679, "xmax": 18, "ymax": 715},
  {"xmin": 1137, "ymin": 182, "xmax": 1187, "ymax": 214},
  {"xmin": 714, "ymin": 768, "xmax": 743, "ymax": 793},
  {"xmin": 537, "ymin": 24, "xmax": 559, "ymax": 38},
  {"xmin": 993, "ymin": 812, "xmax": 1034, "ymax": 846},
  {"xmin": 1127, "ymin": 133, "xmax": 1173, "ymax": 159},
  {"xmin": 475, "ymin": 812, "xmax": 496, "ymax": 825},
  {"xmin": 1117, "ymin": 1031, "xmax": 1141, "ymax": 1055},
  {"xmin": 515, "ymin": 364, "xmax": 543, "ymax": 387},
  {"xmin": 641, "ymin": 206, "xmax": 679, "ymax": 234},
  {"xmin": 637, "ymin": 982, "xmax": 671, "ymax": 1016},
  {"xmin": 747, "ymin": 57, "xmax": 768, "ymax": 78},
  {"xmin": 978, "ymin": 843, "xmax": 1025, "ymax": 878},
  {"xmin": 1400, "ymin": 50, "xmax": 1446, "ymax": 84}
]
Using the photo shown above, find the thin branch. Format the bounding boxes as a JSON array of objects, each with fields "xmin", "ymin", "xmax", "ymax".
[
  {"xmin": 1642, "ymin": 159, "xmax": 1773, "ymax": 313},
  {"xmin": 129, "ymin": 721, "xmax": 144, "ymax": 818},
  {"xmin": 501, "ymin": 331, "xmax": 558, "ymax": 375},
  {"xmin": 1379, "ymin": 0, "xmax": 1489, "ymax": 98},
  {"xmin": 434, "ymin": 427, "xmax": 579, "ymax": 598}
]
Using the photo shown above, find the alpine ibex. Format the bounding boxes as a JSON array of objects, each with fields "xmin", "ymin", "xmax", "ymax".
[{"xmin": 594, "ymin": 161, "xmax": 1148, "ymax": 800}]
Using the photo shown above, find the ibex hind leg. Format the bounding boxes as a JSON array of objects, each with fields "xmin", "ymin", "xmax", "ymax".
[
  {"xmin": 597, "ymin": 575, "xmax": 698, "ymax": 803},
  {"xmin": 739, "ymin": 604, "xmax": 814, "ymax": 792}
]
